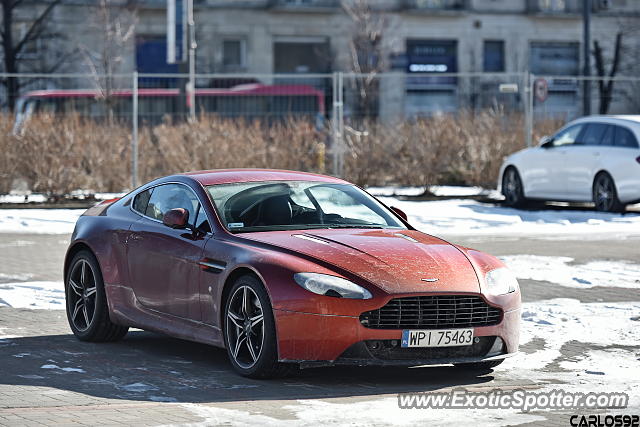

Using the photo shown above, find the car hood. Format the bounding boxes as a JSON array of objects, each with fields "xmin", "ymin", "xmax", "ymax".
[{"xmin": 240, "ymin": 228, "xmax": 480, "ymax": 294}]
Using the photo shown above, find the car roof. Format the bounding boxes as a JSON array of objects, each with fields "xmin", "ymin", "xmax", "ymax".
[
  {"xmin": 180, "ymin": 169, "xmax": 350, "ymax": 186},
  {"xmin": 572, "ymin": 115, "xmax": 640, "ymax": 126}
]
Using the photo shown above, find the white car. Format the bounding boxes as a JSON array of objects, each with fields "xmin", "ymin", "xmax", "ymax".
[{"xmin": 498, "ymin": 116, "xmax": 640, "ymax": 212}]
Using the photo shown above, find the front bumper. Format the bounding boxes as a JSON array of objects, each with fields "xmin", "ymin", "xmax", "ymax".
[{"xmin": 274, "ymin": 307, "xmax": 520, "ymax": 367}]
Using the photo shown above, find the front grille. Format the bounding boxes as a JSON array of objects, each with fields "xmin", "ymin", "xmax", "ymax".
[{"xmin": 360, "ymin": 295, "xmax": 502, "ymax": 329}]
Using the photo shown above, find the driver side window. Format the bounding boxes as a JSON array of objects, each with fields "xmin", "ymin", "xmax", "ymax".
[
  {"xmin": 553, "ymin": 124, "xmax": 584, "ymax": 147},
  {"xmin": 145, "ymin": 184, "xmax": 200, "ymax": 227}
]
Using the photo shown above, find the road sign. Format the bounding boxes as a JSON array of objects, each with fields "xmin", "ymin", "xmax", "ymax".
[
  {"xmin": 167, "ymin": 0, "xmax": 187, "ymax": 64},
  {"xmin": 534, "ymin": 78, "xmax": 549, "ymax": 103}
]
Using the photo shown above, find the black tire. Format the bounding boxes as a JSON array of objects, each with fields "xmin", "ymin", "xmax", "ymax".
[
  {"xmin": 593, "ymin": 172, "xmax": 625, "ymax": 213},
  {"xmin": 65, "ymin": 250, "xmax": 128, "ymax": 342},
  {"xmin": 223, "ymin": 274, "xmax": 296, "ymax": 379},
  {"xmin": 454, "ymin": 359, "xmax": 504, "ymax": 371},
  {"xmin": 502, "ymin": 167, "xmax": 528, "ymax": 208}
]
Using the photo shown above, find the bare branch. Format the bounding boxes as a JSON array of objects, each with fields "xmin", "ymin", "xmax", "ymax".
[{"xmin": 14, "ymin": 0, "xmax": 62, "ymax": 56}]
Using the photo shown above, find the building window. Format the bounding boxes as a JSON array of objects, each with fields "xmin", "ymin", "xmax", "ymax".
[
  {"xmin": 529, "ymin": 41, "xmax": 579, "ymax": 75},
  {"xmin": 273, "ymin": 37, "xmax": 330, "ymax": 73},
  {"xmin": 406, "ymin": 39, "xmax": 458, "ymax": 74},
  {"xmin": 483, "ymin": 40, "xmax": 504, "ymax": 72},
  {"xmin": 222, "ymin": 39, "xmax": 246, "ymax": 69},
  {"xmin": 135, "ymin": 35, "xmax": 179, "ymax": 87},
  {"xmin": 537, "ymin": 0, "xmax": 567, "ymax": 12}
]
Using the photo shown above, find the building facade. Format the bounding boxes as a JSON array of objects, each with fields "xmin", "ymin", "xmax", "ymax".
[{"xmin": 8, "ymin": 0, "xmax": 640, "ymax": 118}]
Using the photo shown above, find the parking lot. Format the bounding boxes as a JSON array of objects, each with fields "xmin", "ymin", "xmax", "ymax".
[{"xmin": 1, "ymin": 219, "xmax": 639, "ymax": 426}]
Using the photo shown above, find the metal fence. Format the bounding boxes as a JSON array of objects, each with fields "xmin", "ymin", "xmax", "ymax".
[{"xmin": 2, "ymin": 71, "xmax": 640, "ymax": 189}]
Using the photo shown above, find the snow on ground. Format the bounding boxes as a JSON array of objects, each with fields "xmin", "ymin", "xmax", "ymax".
[
  {"xmin": 174, "ymin": 298, "xmax": 639, "ymax": 426},
  {"xmin": 376, "ymin": 197, "xmax": 640, "ymax": 237},
  {"xmin": 501, "ymin": 255, "xmax": 640, "ymax": 289},
  {"xmin": 0, "ymin": 281, "xmax": 64, "ymax": 309},
  {"xmin": 367, "ymin": 185, "xmax": 501, "ymax": 198},
  {"xmin": 0, "ymin": 209, "xmax": 83, "ymax": 234},
  {"xmin": 1, "ymin": 185, "xmax": 639, "ymax": 236},
  {"xmin": 0, "ymin": 192, "xmax": 125, "ymax": 204},
  {"xmin": 177, "ymin": 399, "xmax": 545, "ymax": 427}
]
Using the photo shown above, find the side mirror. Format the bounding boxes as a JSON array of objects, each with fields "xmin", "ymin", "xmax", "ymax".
[
  {"xmin": 162, "ymin": 208, "xmax": 189, "ymax": 229},
  {"xmin": 539, "ymin": 135, "xmax": 554, "ymax": 148},
  {"xmin": 390, "ymin": 206, "xmax": 408, "ymax": 221}
]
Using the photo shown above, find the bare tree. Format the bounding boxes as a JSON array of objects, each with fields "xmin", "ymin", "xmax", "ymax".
[
  {"xmin": 1, "ymin": 0, "xmax": 64, "ymax": 111},
  {"xmin": 341, "ymin": 0, "xmax": 390, "ymax": 119},
  {"xmin": 79, "ymin": 0, "xmax": 136, "ymax": 123},
  {"xmin": 592, "ymin": 32, "xmax": 622, "ymax": 115}
]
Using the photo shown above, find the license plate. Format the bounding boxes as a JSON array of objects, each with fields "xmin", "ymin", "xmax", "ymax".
[{"xmin": 401, "ymin": 328, "xmax": 474, "ymax": 348}]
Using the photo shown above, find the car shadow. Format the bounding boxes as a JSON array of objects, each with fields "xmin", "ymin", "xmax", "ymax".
[{"xmin": 1, "ymin": 331, "xmax": 497, "ymax": 404}]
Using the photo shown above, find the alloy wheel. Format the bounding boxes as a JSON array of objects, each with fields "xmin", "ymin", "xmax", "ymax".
[
  {"xmin": 594, "ymin": 175, "xmax": 614, "ymax": 212},
  {"xmin": 67, "ymin": 259, "xmax": 97, "ymax": 332},
  {"xmin": 226, "ymin": 285, "xmax": 265, "ymax": 369},
  {"xmin": 503, "ymin": 169, "xmax": 522, "ymax": 206}
]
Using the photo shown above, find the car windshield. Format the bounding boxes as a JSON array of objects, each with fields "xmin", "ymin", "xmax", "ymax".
[{"xmin": 206, "ymin": 181, "xmax": 406, "ymax": 233}]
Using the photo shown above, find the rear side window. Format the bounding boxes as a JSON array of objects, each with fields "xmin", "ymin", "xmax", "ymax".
[
  {"xmin": 614, "ymin": 126, "xmax": 639, "ymax": 148},
  {"xmin": 132, "ymin": 189, "xmax": 153, "ymax": 214},
  {"xmin": 581, "ymin": 123, "xmax": 610, "ymax": 146}
]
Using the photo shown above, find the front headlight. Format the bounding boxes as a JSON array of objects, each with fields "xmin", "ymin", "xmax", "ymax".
[
  {"xmin": 485, "ymin": 267, "xmax": 519, "ymax": 295},
  {"xmin": 293, "ymin": 273, "xmax": 372, "ymax": 299}
]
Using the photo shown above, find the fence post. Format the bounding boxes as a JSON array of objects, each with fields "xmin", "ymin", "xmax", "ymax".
[
  {"xmin": 523, "ymin": 71, "xmax": 534, "ymax": 148},
  {"xmin": 331, "ymin": 71, "xmax": 345, "ymax": 177},
  {"xmin": 131, "ymin": 71, "xmax": 139, "ymax": 189}
]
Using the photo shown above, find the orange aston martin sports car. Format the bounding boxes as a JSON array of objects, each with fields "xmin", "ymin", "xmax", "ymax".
[{"xmin": 64, "ymin": 169, "xmax": 520, "ymax": 378}]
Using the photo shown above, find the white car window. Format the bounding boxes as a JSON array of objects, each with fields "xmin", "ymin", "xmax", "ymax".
[
  {"xmin": 581, "ymin": 124, "xmax": 610, "ymax": 146},
  {"xmin": 553, "ymin": 124, "xmax": 584, "ymax": 147},
  {"xmin": 614, "ymin": 126, "xmax": 640, "ymax": 148}
]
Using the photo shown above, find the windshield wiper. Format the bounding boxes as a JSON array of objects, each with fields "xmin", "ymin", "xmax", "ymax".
[{"xmin": 325, "ymin": 224, "xmax": 385, "ymax": 229}]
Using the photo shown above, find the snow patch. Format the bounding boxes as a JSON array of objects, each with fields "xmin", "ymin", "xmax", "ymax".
[
  {"xmin": 504, "ymin": 299, "xmax": 640, "ymax": 398},
  {"xmin": 40, "ymin": 364, "xmax": 85, "ymax": 373},
  {"xmin": 501, "ymin": 255, "xmax": 640, "ymax": 289},
  {"xmin": 0, "ymin": 209, "xmax": 83, "ymax": 234},
  {"xmin": 178, "ymin": 400, "xmax": 544, "ymax": 427},
  {"xmin": 0, "ymin": 281, "xmax": 64, "ymax": 309},
  {"xmin": 16, "ymin": 374, "xmax": 45, "ymax": 380},
  {"xmin": 376, "ymin": 197, "xmax": 640, "ymax": 237},
  {"xmin": 121, "ymin": 382, "xmax": 158, "ymax": 393},
  {"xmin": 149, "ymin": 395, "xmax": 178, "ymax": 402}
]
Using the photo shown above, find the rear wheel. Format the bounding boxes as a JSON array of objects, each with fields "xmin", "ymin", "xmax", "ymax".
[
  {"xmin": 223, "ymin": 274, "xmax": 296, "ymax": 379},
  {"xmin": 502, "ymin": 167, "xmax": 528, "ymax": 208},
  {"xmin": 65, "ymin": 250, "xmax": 128, "ymax": 342},
  {"xmin": 593, "ymin": 173, "xmax": 625, "ymax": 213}
]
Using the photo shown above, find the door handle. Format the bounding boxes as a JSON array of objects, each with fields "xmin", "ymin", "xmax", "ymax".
[{"xmin": 593, "ymin": 152, "xmax": 600, "ymax": 156}]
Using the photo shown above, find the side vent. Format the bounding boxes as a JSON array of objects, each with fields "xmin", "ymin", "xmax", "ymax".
[{"xmin": 199, "ymin": 258, "xmax": 227, "ymax": 274}]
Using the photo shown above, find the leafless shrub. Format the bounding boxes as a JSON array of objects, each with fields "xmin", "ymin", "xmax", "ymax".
[
  {"xmin": 0, "ymin": 115, "xmax": 17, "ymax": 193},
  {"xmin": 12, "ymin": 114, "xmax": 131, "ymax": 198},
  {"xmin": 0, "ymin": 113, "xmax": 565, "ymax": 197},
  {"xmin": 140, "ymin": 117, "xmax": 324, "ymax": 182}
]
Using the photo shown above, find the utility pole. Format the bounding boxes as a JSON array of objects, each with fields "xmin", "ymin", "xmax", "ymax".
[
  {"xmin": 583, "ymin": 0, "xmax": 591, "ymax": 116},
  {"xmin": 187, "ymin": 0, "xmax": 196, "ymax": 119}
]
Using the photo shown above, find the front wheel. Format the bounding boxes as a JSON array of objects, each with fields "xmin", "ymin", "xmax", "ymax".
[
  {"xmin": 502, "ymin": 167, "xmax": 527, "ymax": 208},
  {"xmin": 593, "ymin": 173, "xmax": 625, "ymax": 213},
  {"xmin": 223, "ymin": 275, "xmax": 296, "ymax": 379}
]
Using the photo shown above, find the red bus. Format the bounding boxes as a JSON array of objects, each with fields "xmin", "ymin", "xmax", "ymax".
[{"xmin": 14, "ymin": 83, "xmax": 326, "ymax": 130}]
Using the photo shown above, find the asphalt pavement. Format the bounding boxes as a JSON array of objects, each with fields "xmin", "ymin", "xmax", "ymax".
[{"xmin": 0, "ymin": 230, "xmax": 638, "ymax": 426}]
